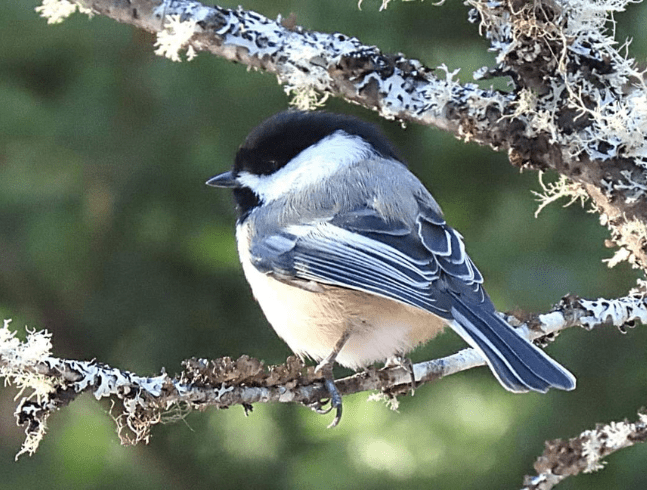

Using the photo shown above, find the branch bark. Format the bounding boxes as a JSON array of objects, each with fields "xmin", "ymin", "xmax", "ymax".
[
  {"xmin": 523, "ymin": 411, "xmax": 647, "ymax": 490},
  {"xmin": 2, "ymin": 293, "xmax": 645, "ymax": 458}
]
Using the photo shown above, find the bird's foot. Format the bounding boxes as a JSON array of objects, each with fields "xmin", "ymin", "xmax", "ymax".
[
  {"xmin": 307, "ymin": 330, "xmax": 351, "ymax": 427},
  {"xmin": 313, "ymin": 360, "xmax": 343, "ymax": 428}
]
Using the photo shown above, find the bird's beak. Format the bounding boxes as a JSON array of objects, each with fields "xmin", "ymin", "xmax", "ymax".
[{"xmin": 206, "ymin": 171, "xmax": 238, "ymax": 188}]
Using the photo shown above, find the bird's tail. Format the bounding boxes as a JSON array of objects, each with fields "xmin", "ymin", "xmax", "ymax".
[{"xmin": 448, "ymin": 294, "xmax": 576, "ymax": 393}]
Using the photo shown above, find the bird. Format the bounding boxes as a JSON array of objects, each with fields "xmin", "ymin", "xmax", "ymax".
[{"xmin": 206, "ymin": 110, "xmax": 576, "ymax": 426}]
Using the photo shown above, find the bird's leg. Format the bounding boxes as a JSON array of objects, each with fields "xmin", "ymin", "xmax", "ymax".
[
  {"xmin": 385, "ymin": 355, "xmax": 417, "ymax": 395},
  {"xmin": 313, "ymin": 329, "xmax": 351, "ymax": 428}
]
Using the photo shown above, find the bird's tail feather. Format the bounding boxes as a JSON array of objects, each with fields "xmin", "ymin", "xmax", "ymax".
[{"xmin": 448, "ymin": 295, "xmax": 576, "ymax": 393}]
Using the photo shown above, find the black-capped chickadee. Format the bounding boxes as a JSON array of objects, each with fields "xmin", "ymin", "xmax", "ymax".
[{"xmin": 207, "ymin": 111, "xmax": 575, "ymax": 425}]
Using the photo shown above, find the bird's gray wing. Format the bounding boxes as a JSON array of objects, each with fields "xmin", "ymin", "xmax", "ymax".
[{"xmin": 249, "ymin": 201, "xmax": 485, "ymax": 320}]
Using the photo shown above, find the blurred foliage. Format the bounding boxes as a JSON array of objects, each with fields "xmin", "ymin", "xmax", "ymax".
[{"xmin": 1, "ymin": 0, "xmax": 647, "ymax": 489}]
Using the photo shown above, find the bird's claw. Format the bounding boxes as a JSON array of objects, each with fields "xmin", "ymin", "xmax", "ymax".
[
  {"xmin": 307, "ymin": 367, "xmax": 343, "ymax": 427},
  {"xmin": 323, "ymin": 377, "xmax": 343, "ymax": 428},
  {"xmin": 307, "ymin": 399, "xmax": 333, "ymax": 415},
  {"xmin": 308, "ymin": 331, "xmax": 350, "ymax": 427},
  {"xmin": 308, "ymin": 379, "xmax": 342, "ymax": 429}
]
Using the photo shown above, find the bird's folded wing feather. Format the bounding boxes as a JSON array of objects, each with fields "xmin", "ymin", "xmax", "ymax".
[{"xmin": 249, "ymin": 202, "xmax": 488, "ymax": 319}]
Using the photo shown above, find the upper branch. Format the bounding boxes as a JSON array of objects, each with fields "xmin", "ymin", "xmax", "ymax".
[
  {"xmin": 50, "ymin": 0, "xmax": 647, "ymax": 269},
  {"xmin": 82, "ymin": 0, "xmax": 514, "ymax": 138},
  {"xmin": 469, "ymin": 0, "xmax": 647, "ymax": 269}
]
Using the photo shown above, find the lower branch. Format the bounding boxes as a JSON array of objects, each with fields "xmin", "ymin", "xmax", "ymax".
[
  {"xmin": 1, "ymin": 292, "xmax": 645, "ymax": 460},
  {"xmin": 523, "ymin": 410, "xmax": 647, "ymax": 490}
]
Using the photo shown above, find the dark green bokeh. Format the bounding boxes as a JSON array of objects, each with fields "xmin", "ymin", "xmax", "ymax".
[{"xmin": 1, "ymin": 1, "xmax": 646, "ymax": 488}]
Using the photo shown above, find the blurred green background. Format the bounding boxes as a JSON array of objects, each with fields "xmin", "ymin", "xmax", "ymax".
[{"xmin": 2, "ymin": 0, "xmax": 647, "ymax": 488}]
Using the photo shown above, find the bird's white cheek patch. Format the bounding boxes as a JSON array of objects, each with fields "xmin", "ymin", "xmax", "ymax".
[{"xmin": 236, "ymin": 131, "xmax": 373, "ymax": 203}]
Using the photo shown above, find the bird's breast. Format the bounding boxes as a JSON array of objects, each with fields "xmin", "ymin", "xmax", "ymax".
[{"xmin": 236, "ymin": 224, "xmax": 446, "ymax": 369}]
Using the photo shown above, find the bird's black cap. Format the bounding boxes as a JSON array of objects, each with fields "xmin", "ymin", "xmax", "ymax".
[{"xmin": 233, "ymin": 110, "xmax": 402, "ymax": 177}]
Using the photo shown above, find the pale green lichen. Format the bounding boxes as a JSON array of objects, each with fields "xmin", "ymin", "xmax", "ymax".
[
  {"xmin": 471, "ymin": 0, "xmax": 647, "ymax": 165},
  {"xmin": 35, "ymin": 0, "xmax": 93, "ymax": 24},
  {"xmin": 532, "ymin": 172, "xmax": 589, "ymax": 218},
  {"xmin": 154, "ymin": 15, "xmax": 199, "ymax": 62},
  {"xmin": 0, "ymin": 320, "xmax": 56, "ymax": 459},
  {"xmin": 286, "ymin": 86, "xmax": 330, "ymax": 111},
  {"xmin": 0, "ymin": 321, "xmax": 54, "ymax": 400}
]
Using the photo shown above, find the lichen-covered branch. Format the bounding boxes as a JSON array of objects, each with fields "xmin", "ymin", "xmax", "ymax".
[
  {"xmin": 36, "ymin": 0, "xmax": 647, "ymax": 270},
  {"xmin": 522, "ymin": 411, "xmax": 647, "ymax": 490},
  {"xmin": 2, "ymin": 293, "xmax": 645, "ymax": 459},
  {"xmin": 470, "ymin": 0, "xmax": 647, "ymax": 270}
]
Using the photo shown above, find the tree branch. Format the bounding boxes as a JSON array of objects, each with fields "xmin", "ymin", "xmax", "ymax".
[
  {"xmin": 37, "ymin": 0, "xmax": 647, "ymax": 270},
  {"xmin": 2, "ymin": 292, "xmax": 645, "ymax": 458},
  {"xmin": 523, "ymin": 410, "xmax": 647, "ymax": 490}
]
